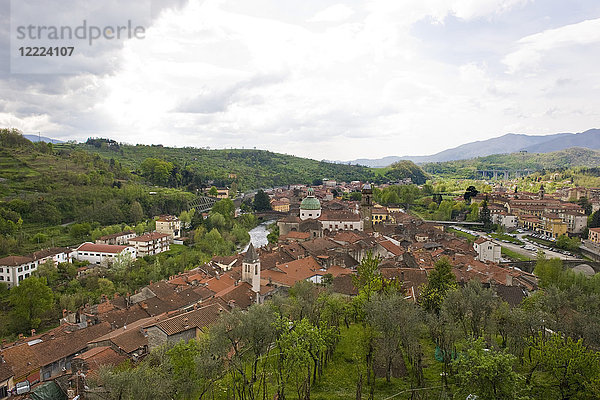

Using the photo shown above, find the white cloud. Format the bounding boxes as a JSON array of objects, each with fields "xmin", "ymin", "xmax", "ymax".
[
  {"xmin": 1, "ymin": 0, "xmax": 599, "ymax": 160},
  {"xmin": 308, "ymin": 4, "xmax": 355, "ymax": 23},
  {"xmin": 504, "ymin": 18, "xmax": 600, "ymax": 74}
]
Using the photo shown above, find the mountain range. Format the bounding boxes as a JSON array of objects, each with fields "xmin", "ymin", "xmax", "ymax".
[
  {"xmin": 24, "ymin": 134, "xmax": 64, "ymax": 144},
  {"xmin": 347, "ymin": 128, "xmax": 600, "ymax": 167}
]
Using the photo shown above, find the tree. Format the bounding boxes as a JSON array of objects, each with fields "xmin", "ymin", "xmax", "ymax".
[
  {"xmin": 589, "ymin": 210, "xmax": 600, "ymax": 229},
  {"xmin": 464, "ymin": 185, "xmax": 479, "ymax": 204},
  {"xmin": 253, "ymin": 189, "xmax": 271, "ymax": 211},
  {"xmin": 453, "ymin": 338, "xmax": 525, "ymax": 400},
  {"xmin": 208, "ymin": 186, "xmax": 219, "ymax": 197},
  {"xmin": 352, "ymin": 251, "xmax": 381, "ymax": 302},
  {"xmin": 9, "ymin": 276, "xmax": 54, "ymax": 331},
  {"xmin": 129, "ymin": 201, "xmax": 144, "ymax": 223},
  {"xmin": 530, "ymin": 334, "xmax": 600, "ymax": 400},
  {"xmin": 419, "ymin": 257, "xmax": 457, "ymax": 314},
  {"xmin": 480, "ymin": 196, "xmax": 492, "ymax": 230}
]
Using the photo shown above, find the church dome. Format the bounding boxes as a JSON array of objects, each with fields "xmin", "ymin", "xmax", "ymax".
[{"xmin": 300, "ymin": 188, "xmax": 321, "ymax": 210}]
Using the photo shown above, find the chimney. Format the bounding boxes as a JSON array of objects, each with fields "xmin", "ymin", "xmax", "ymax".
[
  {"xmin": 62, "ymin": 309, "xmax": 68, "ymax": 318},
  {"xmin": 31, "ymin": 329, "xmax": 36, "ymax": 336},
  {"xmin": 506, "ymin": 273, "xmax": 513, "ymax": 287},
  {"xmin": 18, "ymin": 334, "xmax": 24, "ymax": 340}
]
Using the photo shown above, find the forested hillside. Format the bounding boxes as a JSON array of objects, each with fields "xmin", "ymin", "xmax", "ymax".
[
  {"xmin": 74, "ymin": 138, "xmax": 429, "ymax": 188},
  {"xmin": 423, "ymin": 147, "xmax": 600, "ymax": 178}
]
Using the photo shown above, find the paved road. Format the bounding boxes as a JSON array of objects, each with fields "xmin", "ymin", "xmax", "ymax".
[{"xmin": 452, "ymin": 226, "xmax": 582, "ymax": 261}]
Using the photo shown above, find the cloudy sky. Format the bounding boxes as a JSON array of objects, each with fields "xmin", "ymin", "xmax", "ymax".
[{"xmin": 2, "ymin": 0, "xmax": 600, "ymax": 161}]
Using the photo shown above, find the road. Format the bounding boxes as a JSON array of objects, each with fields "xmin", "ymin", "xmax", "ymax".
[{"xmin": 452, "ymin": 226, "xmax": 582, "ymax": 261}]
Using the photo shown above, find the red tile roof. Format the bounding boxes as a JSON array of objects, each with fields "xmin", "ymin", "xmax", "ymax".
[{"xmin": 76, "ymin": 243, "xmax": 130, "ymax": 254}]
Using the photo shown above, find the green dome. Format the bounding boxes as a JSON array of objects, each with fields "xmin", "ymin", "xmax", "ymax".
[{"xmin": 300, "ymin": 192, "xmax": 321, "ymax": 210}]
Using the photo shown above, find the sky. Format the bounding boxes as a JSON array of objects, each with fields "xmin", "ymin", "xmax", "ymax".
[{"xmin": 1, "ymin": 0, "xmax": 600, "ymax": 161}]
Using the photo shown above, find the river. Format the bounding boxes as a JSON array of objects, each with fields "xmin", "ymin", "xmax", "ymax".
[{"xmin": 243, "ymin": 219, "xmax": 275, "ymax": 251}]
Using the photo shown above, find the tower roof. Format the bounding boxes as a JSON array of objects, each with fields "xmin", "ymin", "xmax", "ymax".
[
  {"xmin": 300, "ymin": 188, "xmax": 321, "ymax": 210},
  {"xmin": 244, "ymin": 243, "xmax": 259, "ymax": 263}
]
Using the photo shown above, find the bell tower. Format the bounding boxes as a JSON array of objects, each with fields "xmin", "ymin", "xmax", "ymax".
[
  {"xmin": 242, "ymin": 243, "xmax": 261, "ymax": 294},
  {"xmin": 360, "ymin": 183, "xmax": 373, "ymax": 232}
]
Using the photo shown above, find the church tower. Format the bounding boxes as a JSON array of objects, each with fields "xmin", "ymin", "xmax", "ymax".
[
  {"xmin": 538, "ymin": 184, "xmax": 545, "ymax": 200},
  {"xmin": 242, "ymin": 243, "xmax": 261, "ymax": 294},
  {"xmin": 360, "ymin": 183, "xmax": 373, "ymax": 232}
]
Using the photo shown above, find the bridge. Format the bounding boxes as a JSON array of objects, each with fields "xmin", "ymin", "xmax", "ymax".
[
  {"xmin": 186, "ymin": 196, "xmax": 218, "ymax": 212},
  {"xmin": 475, "ymin": 169, "xmax": 534, "ymax": 180},
  {"xmin": 424, "ymin": 220, "xmax": 484, "ymax": 226},
  {"xmin": 500, "ymin": 260, "xmax": 600, "ymax": 274}
]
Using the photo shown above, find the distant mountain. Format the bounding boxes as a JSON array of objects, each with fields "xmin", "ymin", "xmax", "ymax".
[
  {"xmin": 24, "ymin": 134, "xmax": 64, "ymax": 144},
  {"xmin": 346, "ymin": 129, "xmax": 600, "ymax": 167},
  {"xmin": 423, "ymin": 147, "xmax": 600, "ymax": 178}
]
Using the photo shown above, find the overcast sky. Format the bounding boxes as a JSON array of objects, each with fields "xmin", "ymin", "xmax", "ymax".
[{"xmin": 2, "ymin": 0, "xmax": 600, "ymax": 161}]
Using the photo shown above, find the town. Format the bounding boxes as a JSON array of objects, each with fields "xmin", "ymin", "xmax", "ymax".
[{"xmin": 2, "ymin": 160, "xmax": 600, "ymax": 399}]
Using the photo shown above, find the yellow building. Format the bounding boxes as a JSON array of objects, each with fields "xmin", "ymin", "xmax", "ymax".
[
  {"xmin": 589, "ymin": 228, "xmax": 600, "ymax": 244},
  {"xmin": 271, "ymin": 200, "xmax": 290, "ymax": 213},
  {"xmin": 540, "ymin": 214, "xmax": 567, "ymax": 238}
]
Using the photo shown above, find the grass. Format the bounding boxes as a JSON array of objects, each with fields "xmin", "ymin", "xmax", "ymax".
[
  {"xmin": 311, "ymin": 324, "xmax": 446, "ymax": 400},
  {"xmin": 447, "ymin": 228, "xmax": 476, "ymax": 241},
  {"xmin": 501, "ymin": 247, "xmax": 532, "ymax": 261},
  {"xmin": 490, "ymin": 233, "xmax": 523, "ymax": 245}
]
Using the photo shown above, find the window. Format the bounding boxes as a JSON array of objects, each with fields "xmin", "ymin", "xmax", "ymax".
[
  {"xmin": 0, "ymin": 276, "xmax": 3, "ymax": 281},
  {"xmin": 0, "ymin": 268, "xmax": 3, "ymax": 273},
  {"xmin": 18, "ymin": 267, "xmax": 23, "ymax": 272},
  {"xmin": 25, "ymin": 265, "xmax": 30, "ymax": 270}
]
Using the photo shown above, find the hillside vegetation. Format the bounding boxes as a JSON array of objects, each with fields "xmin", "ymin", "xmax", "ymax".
[
  {"xmin": 72, "ymin": 138, "xmax": 429, "ymax": 189},
  {"xmin": 424, "ymin": 147, "xmax": 600, "ymax": 178}
]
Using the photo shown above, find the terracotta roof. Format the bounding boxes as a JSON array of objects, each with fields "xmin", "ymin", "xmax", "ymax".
[
  {"xmin": 76, "ymin": 243, "xmax": 130, "ymax": 254},
  {"xmin": 0, "ymin": 362, "xmax": 13, "ymax": 381},
  {"xmin": 156, "ymin": 215, "xmax": 179, "ymax": 222},
  {"xmin": 474, "ymin": 237, "xmax": 489, "ymax": 245},
  {"xmin": 151, "ymin": 303, "xmax": 225, "ymax": 336},
  {"xmin": 494, "ymin": 285, "xmax": 526, "ymax": 307},
  {"xmin": 319, "ymin": 210, "xmax": 360, "ymax": 222},
  {"xmin": 378, "ymin": 240, "xmax": 404, "ymax": 257},
  {"xmin": 282, "ymin": 231, "xmax": 311, "ymax": 240},
  {"xmin": 98, "ymin": 231, "xmax": 135, "ymax": 241},
  {"xmin": 129, "ymin": 232, "xmax": 170, "ymax": 242},
  {"xmin": 34, "ymin": 322, "xmax": 112, "ymax": 367},
  {"xmin": 90, "ymin": 316, "xmax": 169, "ymax": 354},
  {"xmin": 0, "ymin": 255, "xmax": 34, "ymax": 267},
  {"xmin": 0, "ymin": 343, "xmax": 40, "ymax": 379},
  {"xmin": 262, "ymin": 256, "xmax": 324, "ymax": 287},
  {"xmin": 75, "ymin": 346, "xmax": 127, "ymax": 372},
  {"xmin": 204, "ymin": 272, "xmax": 237, "ymax": 294},
  {"xmin": 99, "ymin": 304, "xmax": 150, "ymax": 328},
  {"xmin": 332, "ymin": 274, "xmax": 358, "ymax": 296},
  {"xmin": 300, "ymin": 238, "xmax": 339, "ymax": 255}
]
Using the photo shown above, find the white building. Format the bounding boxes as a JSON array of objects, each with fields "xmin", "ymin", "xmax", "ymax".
[
  {"xmin": 0, "ymin": 248, "xmax": 71, "ymax": 288},
  {"xmin": 156, "ymin": 215, "xmax": 181, "ymax": 240},
  {"xmin": 319, "ymin": 210, "xmax": 363, "ymax": 232},
  {"xmin": 473, "ymin": 237, "xmax": 501, "ymax": 263},
  {"xmin": 299, "ymin": 188, "xmax": 322, "ymax": 221},
  {"xmin": 128, "ymin": 232, "xmax": 170, "ymax": 257},
  {"xmin": 491, "ymin": 213, "xmax": 518, "ymax": 230},
  {"xmin": 74, "ymin": 242, "xmax": 136, "ymax": 265},
  {"xmin": 559, "ymin": 211, "xmax": 588, "ymax": 235},
  {"xmin": 96, "ymin": 230, "xmax": 136, "ymax": 245}
]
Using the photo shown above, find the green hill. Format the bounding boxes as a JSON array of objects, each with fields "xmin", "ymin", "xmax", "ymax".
[
  {"xmin": 423, "ymin": 147, "xmax": 600, "ymax": 178},
  {"xmin": 66, "ymin": 138, "xmax": 429, "ymax": 188}
]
